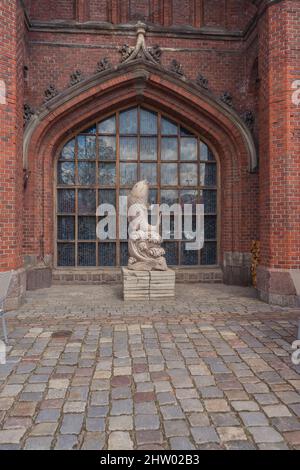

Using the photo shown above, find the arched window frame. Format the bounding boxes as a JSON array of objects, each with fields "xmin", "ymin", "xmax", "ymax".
[{"xmin": 55, "ymin": 105, "xmax": 220, "ymax": 268}]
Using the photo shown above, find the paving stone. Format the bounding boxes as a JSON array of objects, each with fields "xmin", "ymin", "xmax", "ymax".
[
  {"xmin": 248, "ymin": 426, "xmax": 284, "ymax": 443},
  {"xmin": 225, "ymin": 441, "xmax": 256, "ymax": 450},
  {"xmin": 283, "ymin": 431, "xmax": 300, "ymax": 446},
  {"xmin": 63, "ymin": 401, "xmax": 86, "ymax": 413},
  {"xmin": 111, "ymin": 399, "xmax": 133, "ymax": 415},
  {"xmin": 24, "ymin": 437, "xmax": 53, "ymax": 450},
  {"xmin": 30, "ymin": 422, "xmax": 58, "ymax": 436},
  {"xmin": 211, "ymin": 413, "xmax": 240, "ymax": 427},
  {"xmin": 135, "ymin": 414, "xmax": 160, "ymax": 430},
  {"xmin": 81, "ymin": 432, "xmax": 106, "ymax": 450},
  {"xmin": 0, "ymin": 429, "xmax": 26, "ymax": 444},
  {"xmin": 134, "ymin": 392, "xmax": 156, "ymax": 403},
  {"xmin": 263, "ymin": 404, "xmax": 292, "ymax": 418},
  {"xmin": 204, "ymin": 399, "xmax": 230, "ymax": 412},
  {"xmin": 191, "ymin": 426, "xmax": 220, "ymax": 444},
  {"xmin": 217, "ymin": 427, "xmax": 247, "ymax": 442},
  {"xmin": 231, "ymin": 401, "xmax": 259, "ymax": 412},
  {"xmin": 108, "ymin": 431, "xmax": 133, "ymax": 450},
  {"xmin": 188, "ymin": 413, "xmax": 210, "ymax": 427},
  {"xmin": 60, "ymin": 414, "xmax": 84, "ymax": 434},
  {"xmin": 161, "ymin": 405, "xmax": 185, "ymax": 420},
  {"xmin": 179, "ymin": 399, "xmax": 203, "ymax": 412},
  {"xmin": 271, "ymin": 417, "xmax": 300, "ymax": 432},
  {"xmin": 170, "ymin": 437, "xmax": 195, "ymax": 450},
  {"xmin": 136, "ymin": 430, "xmax": 163, "ymax": 446},
  {"xmin": 164, "ymin": 420, "xmax": 190, "ymax": 437},
  {"xmin": 239, "ymin": 412, "xmax": 269, "ymax": 427},
  {"xmin": 55, "ymin": 435, "xmax": 78, "ymax": 450},
  {"xmin": 109, "ymin": 416, "xmax": 133, "ymax": 431},
  {"xmin": 86, "ymin": 418, "xmax": 105, "ymax": 432},
  {"xmin": 10, "ymin": 402, "xmax": 37, "ymax": 417}
]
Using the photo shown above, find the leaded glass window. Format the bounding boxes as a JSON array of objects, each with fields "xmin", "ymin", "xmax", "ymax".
[{"xmin": 56, "ymin": 106, "xmax": 218, "ymax": 267}]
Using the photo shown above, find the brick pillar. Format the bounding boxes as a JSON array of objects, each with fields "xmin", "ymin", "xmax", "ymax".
[
  {"xmin": 257, "ymin": 0, "xmax": 300, "ymax": 306},
  {"xmin": 0, "ymin": 0, "xmax": 26, "ymax": 307}
]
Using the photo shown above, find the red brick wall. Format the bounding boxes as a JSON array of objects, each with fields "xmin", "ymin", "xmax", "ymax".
[
  {"xmin": 0, "ymin": 0, "xmax": 24, "ymax": 271},
  {"xmin": 258, "ymin": 0, "xmax": 300, "ymax": 270}
]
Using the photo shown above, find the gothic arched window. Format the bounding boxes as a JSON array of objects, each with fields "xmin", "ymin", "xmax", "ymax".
[{"xmin": 56, "ymin": 106, "xmax": 218, "ymax": 267}]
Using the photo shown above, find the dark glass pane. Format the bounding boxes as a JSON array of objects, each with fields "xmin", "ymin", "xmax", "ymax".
[
  {"xmin": 183, "ymin": 215, "xmax": 196, "ymax": 241},
  {"xmin": 180, "ymin": 189, "xmax": 198, "ymax": 211},
  {"xmin": 78, "ymin": 243, "xmax": 96, "ymax": 266},
  {"xmin": 161, "ymin": 190, "xmax": 178, "ymax": 205},
  {"xmin": 140, "ymin": 109, "xmax": 157, "ymax": 134},
  {"xmin": 140, "ymin": 163, "xmax": 157, "ymax": 184},
  {"xmin": 78, "ymin": 216, "xmax": 96, "ymax": 240},
  {"xmin": 99, "ymin": 189, "xmax": 116, "ymax": 207},
  {"xmin": 205, "ymin": 215, "xmax": 217, "ymax": 240},
  {"xmin": 99, "ymin": 136, "xmax": 116, "ymax": 160},
  {"xmin": 120, "ymin": 137, "xmax": 137, "ymax": 160},
  {"xmin": 161, "ymin": 163, "xmax": 178, "ymax": 186},
  {"xmin": 202, "ymin": 190, "xmax": 217, "ymax": 213},
  {"xmin": 57, "ymin": 243, "xmax": 75, "ymax": 267},
  {"xmin": 120, "ymin": 163, "xmax": 137, "ymax": 185},
  {"xmin": 78, "ymin": 162, "xmax": 96, "ymax": 185},
  {"xmin": 180, "ymin": 137, "xmax": 197, "ymax": 160},
  {"xmin": 201, "ymin": 241, "xmax": 217, "ymax": 265},
  {"xmin": 58, "ymin": 162, "xmax": 75, "ymax": 185},
  {"xmin": 140, "ymin": 137, "xmax": 157, "ymax": 160},
  {"xmin": 149, "ymin": 189, "xmax": 158, "ymax": 205},
  {"xmin": 98, "ymin": 116, "xmax": 116, "ymax": 134},
  {"xmin": 99, "ymin": 163, "xmax": 116, "ymax": 185},
  {"xmin": 181, "ymin": 244, "xmax": 198, "ymax": 265},
  {"xmin": 163, "ymin": 242, "xmax": 178, "ymax": 265},
  {"xmin": 161, "ymin": 117, "xmax": 177, "ymax": 135},
  {"xmin": 99, "ymin": 243, "xmax": 116, "ymax": 266},
  {"xmin": 200, "ymin": 163, "xmax": 217, "ymax": 186},
  {"xmin": 83, "ymin": 124, "xmax": 96, "ymax": 134},
  {"xmin": 120, "ymin": 242, "xmax": 128, "ymax": 266},
  {"xmin": 180, "ymin": 126, "xmax": 194, "ymax": 137},
  {"xmin": 180, "ymin": 163, "xmax": 198, "ymax": 186},
  {"xmin": 58, "ymin": 189, "xmax": 75, "ymax": 213},
  {"xmin": 78, "ymin": 135, "xmax": 96, "ymax": 160},
  {"xmin": 120, "ymin": 108, "xmax": 138, "ymax": 134},
  {"xmin": 200, "ymin": 142, "xmax": 215, "ymax": 161},
  {"xmin": 78, "ymin": 190, "xmax": 96, "ymax": 214},
  {"xmin": 161, "ymin": 138, "xmax": 178, "ymax": 161},
  {"xmin": 60, "ymin": 139, "xmax": 75, "ymax": 160},
  {"xmin": 57, "ymin": 216, "xmax": 75, "ymax": 240}
]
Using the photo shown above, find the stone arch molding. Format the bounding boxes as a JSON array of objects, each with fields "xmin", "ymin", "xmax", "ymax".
[{"xmin": 23, "ymin": 60, "xmax": 258, "ymax": 172}]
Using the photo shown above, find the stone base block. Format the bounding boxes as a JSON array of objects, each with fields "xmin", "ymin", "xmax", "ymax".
[
  {"xmin": 223, "ymin": 251, "xmax": 252, "ymax": 286},
  {"xmin": 26, "ymin": 267, "xmax": 52, "ymax": 291},
  {"xmin": 3, "ymin": 268, "xmax": 26, "ymax": 311},
  {"xmin": 122, "ymin": 268, "xmax": 175, "ymax": 301},
  {"xmin": 257, "ymin": 266, "xmax": 300, "ymax": 307}
]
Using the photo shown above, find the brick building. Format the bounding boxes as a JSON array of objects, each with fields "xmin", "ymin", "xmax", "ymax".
[{"xmin": 0, "ymin": 0, "xmax": 299, "ymax": 308}]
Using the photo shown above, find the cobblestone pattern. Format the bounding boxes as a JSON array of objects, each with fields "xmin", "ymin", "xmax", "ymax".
[{"xmin": 0, "ymin": 284, "xmax": 299, "ymax": 450}]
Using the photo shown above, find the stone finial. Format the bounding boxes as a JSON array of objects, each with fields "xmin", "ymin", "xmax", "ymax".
[
  {"xmin": 220, "ymin": 91, "xmax": 233, "ymax": 107},
  {"xmin": 69, "ymin": 70, "xmax": 84, "ymax": 86},
  {"xmin": 96, "ymin": 57, "xmax": 111, "ymax": 73},
  {"xmin": 23, "ymin": 104, "xmax": 35, "ymax": 126},
  {"xmin": 170, "ymin": 59, "xmax": 184, "ymax": 76},
  {"xmin": 196, "ymin": 73, "xmax": 209, "ymax": 90},
  {"xmin": 119, "ymin": 22, "xmax": 162, "ymax": 65}
]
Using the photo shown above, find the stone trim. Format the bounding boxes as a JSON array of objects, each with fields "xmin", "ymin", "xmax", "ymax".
[
  {"xmin": 223, "ymin": 251, "xmax": 252, "ymax": 287},
  {"xmin": 3, "ymin": 268, "xmax": 26, "ymax": 311}
]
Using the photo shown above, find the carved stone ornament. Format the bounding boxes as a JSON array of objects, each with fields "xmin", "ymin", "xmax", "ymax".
[
  {"xmin": 169, "ymin": 59, "xmax": 184, "ymax": 76},
  {"xmin": 242, "ymin": 110, "xmax": 255, "ymax": 130},
  {"xmin": 196, "ymin": 73, "xmax": 209, "ymax": 90},
  {"xmin": 96, "ymin": 57, "xmax": 111, "ymax": 73},
  {"xmin": 23, "ymin": 104, "xmax": 35, "ymax": 126},
  {"xmin": 44, "ymin": 84, "xmax": 59, "ymax": 102},
  {"xmin": 69, "ymin": 70, "xmax": 84, "ymax": 86},
  {"xmin": 119, "ymin": 22, "xmax": 162, "ymax": 65},
  {"xmin": 127, "ymin": 180, "xmax": 168, "ymax": 272},
  {"xmin": 220, "ymin": 91, "xmax": 233, "ymax": 107}
]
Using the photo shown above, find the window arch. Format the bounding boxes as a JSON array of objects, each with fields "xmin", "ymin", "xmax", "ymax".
[{"xmin": 56, "ymin": 106, "xmax": 218, "ymax": 268}]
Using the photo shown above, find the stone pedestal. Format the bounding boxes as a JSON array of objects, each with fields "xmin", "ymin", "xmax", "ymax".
[{"xmin": 122, "ymin": 268, "xmax": 175, "ymax": 301}]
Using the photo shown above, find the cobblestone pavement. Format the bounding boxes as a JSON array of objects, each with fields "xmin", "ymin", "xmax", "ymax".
[{"xmin": 0, "ymin": 284, "xmax": 300, "ymax": 450}]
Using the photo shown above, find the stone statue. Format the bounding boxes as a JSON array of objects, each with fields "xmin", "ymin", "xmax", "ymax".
[{"xmin": 127, "ymin": 180, "xmax": 168, "ymax": 271}]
